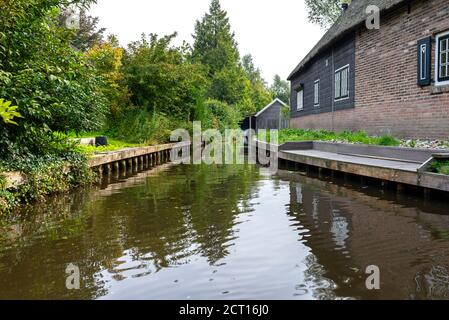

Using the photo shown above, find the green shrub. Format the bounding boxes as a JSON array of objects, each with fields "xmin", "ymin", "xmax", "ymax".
[
  {"xmin": 259, "ymin": 128, "xmax": 400, "ymax": 146},
  {"xmin": 377, "ymin": 135, "xmax": 400, "ymax": 146},
  {"xmin": 203, "ymin": 99, "xmax": 242, "ymax": 131},
  {"xmin": 430, "ymin": 160, "xmax": 449, "ymax": 175},
  {"xmin": 0, "ymin": 152, "xmax": 96, "ymax": 215},
  {"xmin": 0, "ymin": 0, "xmax": 107, "ymax": 160},
  {"xmin": 105, "ymin": 110, "xmax": 183, "ymax": 145}
]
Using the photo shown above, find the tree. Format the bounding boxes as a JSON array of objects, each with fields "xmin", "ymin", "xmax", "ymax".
[
  {"xmin": 0, "ymin": 0, "xmax": 107, "ymax": 158},
  {"xmin": 242, "ymin": 54, "xmax": 272, "ymax": 111},
  {"xmin": 193, "ymin": 0, "xmax": 259, "ymax": 118},
  {"xmin": 242, "ymin": 54, "xmax": 263, "ymax": 84},
  {"xmin": 122, "ymin": 33, "xmax": 207, "ymax": 121},
  {"xmin": 59, "ymin": 7, "xmax": 106, "ymax": 51},
  {"xmin": 304, "ymin": 0, "xmax": 350, "ymax": 29},
  {"xmin": 86, "ymin": 35, "xmax": 130, "ymax": 122},
  {"xmin": 270, "ymin": 74, "xmax": 290, "ymax": 105},
  {"xmin": 192, "ymin": 0, "xmax": 240, "ymax": 75}
]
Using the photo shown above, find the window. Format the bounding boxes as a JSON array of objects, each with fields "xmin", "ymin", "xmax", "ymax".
[
  {"xmin": 436, "ymin": 31, "xmax": 449, "ymax": 85},
  {"xmin": 296, "ymin": 88, "xmax": 304, "ymax": 111},
  {"xmin": 314, "ymin": 80, "xmax": 320, "ymax": 107},
  {"xmin": 335, "ymin": 65, "xmax": 350, "ymax": 100}
]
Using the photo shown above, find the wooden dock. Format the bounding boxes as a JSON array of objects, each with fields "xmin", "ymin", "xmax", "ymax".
[
  {"xmin": 87, "ymin": 141, "xmax": 190, "ymax": 174},
  {"xmin": 257, "ymin": 141, "xmax": 449, "ymax": 193},
  {"xmin": 2, "ymin": 141, "xmax": 191, "ymax": 189}
]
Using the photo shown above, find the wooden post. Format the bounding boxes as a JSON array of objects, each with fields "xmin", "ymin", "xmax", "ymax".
[{"xmin": 139, "ymin": 156, "xmax": 144, "ymax": 170}]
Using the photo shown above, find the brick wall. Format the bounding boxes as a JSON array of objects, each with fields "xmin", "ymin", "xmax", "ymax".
[{"xmin": 291, "ymin": 0, "xmax": 449, "ymax": 139}]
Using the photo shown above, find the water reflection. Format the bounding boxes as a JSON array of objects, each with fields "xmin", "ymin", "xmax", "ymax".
[{"xmin": 0, "ymin": 163, "xmax": 448, "ymax": 300}]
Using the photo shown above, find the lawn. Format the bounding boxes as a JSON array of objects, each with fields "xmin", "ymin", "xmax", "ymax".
[
  {"xmin": 68, "ymin": 132, "xmax": 144, "ymax": 155},
  {"xmin": 258, "ymin": 128, "xmax": 400, "ymax": 146}
]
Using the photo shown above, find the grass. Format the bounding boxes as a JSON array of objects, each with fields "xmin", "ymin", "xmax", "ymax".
[
  {"xmin": 258, "ymin": 128, "xmax": 400, "ymax": 146},
  {"xmin": 68, "ymin": 132, "xmax": 145, "ymax": 155},
  {"xmin": 429, "ymin": 159, "xmax": 449, "ymax": 175},
  {"xmin": 75, "ymin": 139, "xmax": 143, "ymax": 155}
]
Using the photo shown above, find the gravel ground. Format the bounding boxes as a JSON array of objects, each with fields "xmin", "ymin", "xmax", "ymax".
[
  {"xmin": 400, "ymin": 139, "xmax": 449, "ymax": 150},
  {"xmin": 327, "ymin": 139, "xmax": 449, "ymax": 150}
]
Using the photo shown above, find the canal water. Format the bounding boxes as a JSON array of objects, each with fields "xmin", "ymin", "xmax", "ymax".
[{"xmin": 0, "ymin": 162, "xmax": 449, "ymax": 300}]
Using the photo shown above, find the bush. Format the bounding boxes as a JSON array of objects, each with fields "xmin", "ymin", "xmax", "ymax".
[
  {"xmin": 260, "ymin": 128, "xmax": 400, "ymax": 146},
  {"xmin": 202, "ymin": 99, "xmax": 242, "ymax": 131},
  {"xmin": 0, "ymin": 0, "xmax": 107, "ymax": 160},
  {"xmin": 430, "ymin": 160, "xmax": 449, "ymax": 175},
  {"xmin": 106, "ymin": 110, "xmax": 186, "ymax": 145},
  {"xmin": 0, "ymin": 152, "xmax": 96, "ymax": 215}
]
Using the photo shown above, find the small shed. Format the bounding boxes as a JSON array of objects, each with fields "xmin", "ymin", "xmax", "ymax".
[{"xmin": 254, "ymin": 98, "xmax": 289, "ymax": 131}]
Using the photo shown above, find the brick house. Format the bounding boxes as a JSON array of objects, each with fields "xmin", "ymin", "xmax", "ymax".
[{"xmin": 288, "ymin": 0, "xmax": 449, "ymax": 139}]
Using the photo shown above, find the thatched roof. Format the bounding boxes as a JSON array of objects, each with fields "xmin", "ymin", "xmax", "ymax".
[{"xmin": 288, "ymin": 0, "xmax": 408, "ymax": 80}]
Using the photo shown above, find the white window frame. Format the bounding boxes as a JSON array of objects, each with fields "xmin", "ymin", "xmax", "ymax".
[
  {"xmin": 296, "ymin": 87, "xmax": 304, "ymax": 111},
  {"xmin": 435, "ymin": 30, "xmax": 449, "ymax": 86},
  {"xmin": 314, "ymin": 79, "xmax": 320, "ymax": 107},
  {"xmin": 334, "ymin": 64, "xmax": 350, "ymax": 101}
]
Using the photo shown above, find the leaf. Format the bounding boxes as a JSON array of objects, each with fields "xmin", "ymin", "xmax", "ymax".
[{"xmin": 0, "ymin": 98, "xmax": 23, "ymax": 125}]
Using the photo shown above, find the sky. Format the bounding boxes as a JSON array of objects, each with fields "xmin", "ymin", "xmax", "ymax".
[{"xmin": 89, "ymin": 0, "xmax": 325, "ymax": 84}]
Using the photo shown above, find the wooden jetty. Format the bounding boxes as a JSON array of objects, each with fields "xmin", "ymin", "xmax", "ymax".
[{"xmin": 257, "ymin": 140, "xmax": 449, "ymax": 193}]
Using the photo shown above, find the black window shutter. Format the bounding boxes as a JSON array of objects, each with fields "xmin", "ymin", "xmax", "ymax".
[{"xmin": 417, "ymin": 37, "xmax": 432, "ymax": 86}]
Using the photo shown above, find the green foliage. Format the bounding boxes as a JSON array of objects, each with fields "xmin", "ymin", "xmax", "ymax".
[
  {"xmin": 0, "ymin": 99, "xmax": 22, "ymax": 125},
  {"xmin": 260, "ymin": 128, "xmax": 400, "ymax": 146},
  {"xmin": 202, "ymin": 99, "xmax": 241, "ymax": 131},
  {"xmin": 430, "ymin": 160, "xmax": 449, "ymax": 175},
  {"xmin": 107, "ymin": 110, "xmax": 175, "ymax": 144},
  {"xmin": 242, "ymin": 54, "xmax": 273, "ymax": 112},
  {"xmin": 75, "ymin": 138, "xmax": 141, "ymax": 155},
  {"xmin": 0, "ymin": 173, "xmax": 6, "ymax": 191},
  {"xmin": 86, "ymin": 36, "xmax": 131, "ymax": 124},
  {"xmin": 192, "ymin": 0, "xmax": 240, "ymax": 75},
  {"xmin": 270, "ymin": 74, "xmax": 291, "ymax": 105},
  {"xmin": 0, "ymin": 152, "xmax": 96, "ymax": 215},
  {"xmin": 304, "ymin": 0, "xmax": 350, "ymax": 29},
  {"xmin": 123, "ymin": 33, "xmax": 207, "ymax": 121},
  {"xmin": 192, "ymin": 0, "xmax": 267, "ymax": 117},
  {"xmin": 59, "ymin": 8, "xmax": 106, "ymax": 51},
  {"xmin": 209, "ymin": 66, "xmax": 251, "ymax": 106},
  {"xmin": 0, "ymin": 0, "xmax": 107, "ymax": 159}
]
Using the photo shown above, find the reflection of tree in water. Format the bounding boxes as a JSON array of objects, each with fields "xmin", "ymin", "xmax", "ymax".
[
  {"xmin": 415, "ymin": 266, "xmax": 449, "ymax": 299},
  {"xmin": 301, "ymin": 254, "xmax": 338, "ymax": 300},
  {"xmin": 182, "ymin": 164, "xmax": 261, "ymax": 264},
  {"xmin": 0, "ymin": 190, "xmax": 113, "ymax": 299},
  {"xmin": 0, "ymin": 163, "xmax": 261, "ymax": 299}
]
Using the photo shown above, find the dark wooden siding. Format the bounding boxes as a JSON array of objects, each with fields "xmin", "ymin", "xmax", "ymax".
[
  {"xmin": 256, "ymin": 101, "xmax": 289, "ymax": 130},
  {"xmin": 290, "ymin": 33, "xmax": 356, "ymax": 118}
]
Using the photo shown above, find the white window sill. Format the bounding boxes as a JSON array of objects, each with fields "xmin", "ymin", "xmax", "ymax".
[{"xmin": 430, "ymin": 84, "xmax": 449, "ymax": 94}]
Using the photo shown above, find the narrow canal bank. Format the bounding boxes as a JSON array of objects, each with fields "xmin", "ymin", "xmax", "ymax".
[
  {"xmin": 0, "ymin": 142, "xmax": 190, "ymax": 215},
  {"xmin": 0, "ymin": 160, "xmax": 448, "ymax": 299}
]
